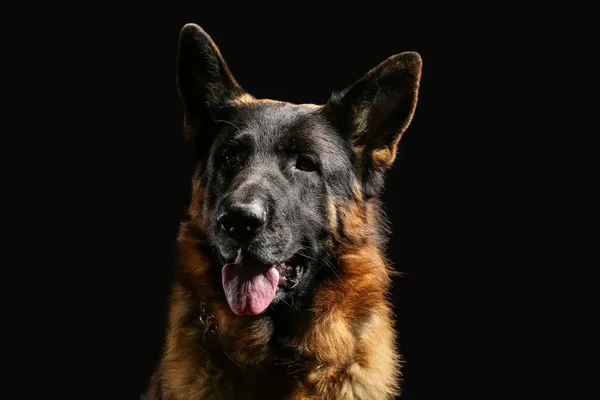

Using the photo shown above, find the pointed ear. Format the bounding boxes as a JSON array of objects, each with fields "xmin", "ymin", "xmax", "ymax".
[
  {"xmin": 177, "ymin": 23, "xmax": 246, "ymax": 140},
  {"xmin": 323, "ymin": 52, "xmax": 422, "ymax": 197}
]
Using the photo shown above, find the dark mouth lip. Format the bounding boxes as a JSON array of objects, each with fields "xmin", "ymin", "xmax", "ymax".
[{"xmin": 275, "ymin": 262, "xmax": 304, "ymax": 290}]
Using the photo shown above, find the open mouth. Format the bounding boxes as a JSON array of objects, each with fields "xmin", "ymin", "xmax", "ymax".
[
  {"xmin": 221, "ymin": 249, "xmax": 304, "ymax": 316},
  {"xmin": 274, "ymin": 258, "xmax": 303, "ymax": 289}
]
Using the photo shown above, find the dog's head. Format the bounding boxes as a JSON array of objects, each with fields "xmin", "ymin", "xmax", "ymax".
[{"xmin": 177, "ymin": 24, "xmax": 421, "ymax": 316}]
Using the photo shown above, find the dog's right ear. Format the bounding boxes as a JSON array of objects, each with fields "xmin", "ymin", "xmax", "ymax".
[{"xmin": 177, "ymin": 23, "xmax": 246, "ymax": 140}]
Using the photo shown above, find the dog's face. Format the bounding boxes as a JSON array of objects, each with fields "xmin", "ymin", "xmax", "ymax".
[{"xmin": 177, "ymin": 24, "xmax": 421, "ymax": 316}]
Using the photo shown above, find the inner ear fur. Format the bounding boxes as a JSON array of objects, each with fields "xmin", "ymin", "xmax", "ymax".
[{"xmin": 323, "ymin": 52, "xmax": 422, "ymax": 196}]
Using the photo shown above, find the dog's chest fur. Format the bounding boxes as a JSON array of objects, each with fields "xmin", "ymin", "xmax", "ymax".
[{"xmin": 147, "ymin": 280, "xmax": 401, "ymax": 400}]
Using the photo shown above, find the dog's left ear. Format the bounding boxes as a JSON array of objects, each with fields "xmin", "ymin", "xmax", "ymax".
[{"xmin": 323, "ymin": 52, "xmax": 422, "ymax": 197}]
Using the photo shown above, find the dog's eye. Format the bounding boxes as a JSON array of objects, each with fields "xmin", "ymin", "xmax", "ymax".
[
  {"xmin": 295, "ymin": 154, "xmax": 318, "ymax": 172},
  {"xmin": 222, "ymin": 148, "xmax": 239, "ymax": 167}
]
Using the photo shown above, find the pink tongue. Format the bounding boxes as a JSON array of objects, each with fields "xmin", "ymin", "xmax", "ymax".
[{"xmin": 222, "ymin": 250, "xmax": 279, "ymax": 316}]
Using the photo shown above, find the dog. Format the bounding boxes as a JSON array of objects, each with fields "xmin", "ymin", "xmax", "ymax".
[{"xmin": 143, "ymin": 23, "xmax": 422, "ymax": 400}]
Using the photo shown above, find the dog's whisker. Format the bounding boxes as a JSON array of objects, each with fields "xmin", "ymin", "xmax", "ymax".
[
  {"xmin": 215, "ymin": 119, "xmax": 240, "ymax": 130},
  {"xmin": 211, "ymin": 184, "xmax": 225, "ymax": 197},
  {"xmin": 280, "ymin": 298, "xmax": 291, "ymax": 308},
  {"xmin": 325, "ymin": 261, "xmax": 343, "ymax": 283},
  {"xmin": 321, "ymin": 257, "xmax": 343, "ymax": 283},
  {"xmin": 295, "ymin": 251, "xmax": 317, "ymax": 261},
  {"xmin": 222, "ymin": 350, "xmax": 240, "ymax": 367},
  {"xmin": 296, "ymin": 248, "xmax": 343, "ymax": 283}
]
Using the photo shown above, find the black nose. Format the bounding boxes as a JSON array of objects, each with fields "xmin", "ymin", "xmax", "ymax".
[{"xmin": 218, "ymin": 200, "xmax": 267, "ymax": 243}]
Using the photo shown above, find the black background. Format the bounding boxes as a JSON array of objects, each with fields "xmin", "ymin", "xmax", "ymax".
[{"xmin": 6, "ymin": 2, "xmax": 504, "ymax": 399}]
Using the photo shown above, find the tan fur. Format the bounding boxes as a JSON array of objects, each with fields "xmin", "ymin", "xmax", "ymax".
[
  {"xmin": 232, "ymin": 94, "xmax": 284, "ymax": 106},
  {"xmin": 232, "ymin": 93, "xmax": 321, "ymax": 110}
]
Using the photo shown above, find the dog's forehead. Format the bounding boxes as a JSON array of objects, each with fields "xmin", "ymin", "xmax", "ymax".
[{"xmin": 228, "ymin": 101, "xmax": 332, "ymax": 148}]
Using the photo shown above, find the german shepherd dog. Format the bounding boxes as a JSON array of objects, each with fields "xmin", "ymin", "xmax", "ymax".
[{"xmin": 144, "ymin": 23, "xmax": 422, "ymax": 400}]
